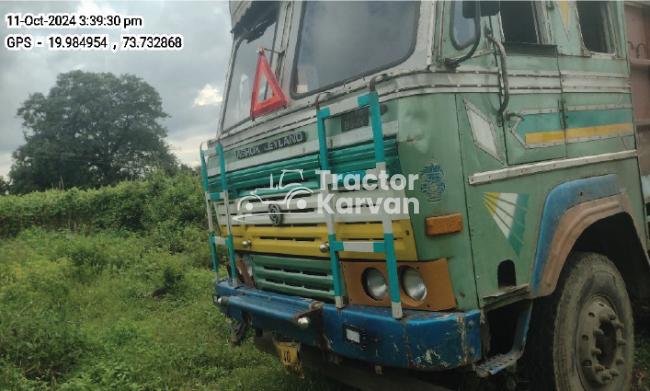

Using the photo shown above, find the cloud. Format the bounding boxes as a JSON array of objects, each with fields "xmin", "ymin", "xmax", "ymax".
[
  {"xmin": 193, "ymin": 84, "xmax": 223, "ymax": 107},
  {"xmin": 76, "ymin": 0, "xmax": 115, "ymax": 16},
  {"xmin": 167, "ymin": 131, "xmax": 216, "ymax": 169},
  {"xmin": 0, "ymin": 153, "xmax": 12, "ymax": 180}
]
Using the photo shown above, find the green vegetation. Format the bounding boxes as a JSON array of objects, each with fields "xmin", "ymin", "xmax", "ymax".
[
  {"xmin": 9, "ymin": 70, "xmax": 178, "ymax": 194},
  {"xmin": 0, "ymin": 228, "xmax": 348, "ymax": 390},
  {"xmin": 636, "ymin": 330, "xmax": 650, "ymax": 391},
  {"xmin": 0, "ymin": 173, "xmax": 648, "ymax": 390},
  {"xmin": 0, "ymin": 171, "xmax": 204, "ymax": 241},
  {"xmin": 0, "ymin": 173, "xmax": 346, "ymax": 390}
]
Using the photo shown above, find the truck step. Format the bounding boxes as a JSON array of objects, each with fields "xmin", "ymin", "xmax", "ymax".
[
  {"xmin": 476, "ymin": 301, "xmax": 533, "ymax": 378},
  {"xmin": 476, "ymin": 352, "xmax": 520, "ymax": 377}
]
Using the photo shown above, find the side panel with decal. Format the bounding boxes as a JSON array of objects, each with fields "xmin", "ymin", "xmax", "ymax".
[
  {"xmin": 464, "ymin": 179, "xmax": 543, "ymax": 303},
  {"xmin": 483, "ymin": 192, "xmax": 529, "ymax": 257},
  {"xmin": 502, "ymin": 94, "xmax": 567, "ymax": 164},
  {"xmin": 396, "ymin": 94, "xmax": 480, "ymax": 310},
  {"xmin": 456, "ymin": 93, "xmax": 518, "ymax": 304},
  {"xmin": 419, "ymin": 160, "xmax": 446, "ymax": 203}
]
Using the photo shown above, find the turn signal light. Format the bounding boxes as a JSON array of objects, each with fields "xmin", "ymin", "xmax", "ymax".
[{"xmin": 425, "ymin": 213, "xmax": 463, "ymax": 236}]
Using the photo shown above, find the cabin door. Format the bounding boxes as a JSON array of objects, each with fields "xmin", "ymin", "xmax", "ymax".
[
  {"xmin": 626, "ymin": 2, "xmax": 650, "ymax": 206},
  {"xmin": 493, "ymin": 1, "xmax": 567, "ymax": 165}
]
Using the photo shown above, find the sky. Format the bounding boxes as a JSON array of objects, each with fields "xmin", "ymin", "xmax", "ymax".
[{"xmin": 0, "ymin": 0, "xmax": 233, "ymax": 179}]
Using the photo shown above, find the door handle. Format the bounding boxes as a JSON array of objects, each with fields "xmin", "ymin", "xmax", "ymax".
[{"xmin": 487, "ymin": 35, "xmax": 510, "ymax": 124}]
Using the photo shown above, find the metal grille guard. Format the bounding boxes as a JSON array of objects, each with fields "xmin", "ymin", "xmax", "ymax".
[{"xmin": 200, "ymin": 88, "xmax": 404, "ymax": 318}]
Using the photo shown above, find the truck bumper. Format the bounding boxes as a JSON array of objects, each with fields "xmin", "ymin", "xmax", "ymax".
[{"xmin": 215, "ymin": 280, "xmax": 482, "ymax": 370}]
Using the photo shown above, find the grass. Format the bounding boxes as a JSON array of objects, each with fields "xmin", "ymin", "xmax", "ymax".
[
  {"xmin": 636, "ymin": 328, "xmax": 650, "ymax": 391},
  {"xmin": 0, "ymin": 229, "xmax": 348, "ymax": 391},
  {"xmin": 1, "ymin": 228, "xmax": 648, "ymax": 390}
]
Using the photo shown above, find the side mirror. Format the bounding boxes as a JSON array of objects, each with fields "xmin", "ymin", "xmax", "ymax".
[{"xmin": 463, "ymin": 1, "xmax": 500, "ymax": 18}]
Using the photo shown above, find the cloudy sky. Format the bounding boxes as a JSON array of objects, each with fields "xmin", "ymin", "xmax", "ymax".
[{"xmin": 0, "ymin": 0, "xmax": 233, "ymax": 178}]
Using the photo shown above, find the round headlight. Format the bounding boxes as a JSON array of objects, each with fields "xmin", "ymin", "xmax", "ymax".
[
  {"xmin": 363, "ymin": 268, "xmax": 388, "ymax": 301},
  {"xmin": 402, "ymin": 267, "xmax": 427, "ymax": 302}
]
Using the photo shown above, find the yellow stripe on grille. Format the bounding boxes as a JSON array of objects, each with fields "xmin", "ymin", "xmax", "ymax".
[{"xmin": 220, "ymin": 219, "xmax": 418, "ymax": 261}]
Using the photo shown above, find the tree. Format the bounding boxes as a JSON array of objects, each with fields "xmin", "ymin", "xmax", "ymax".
[
  {"xmin": 9, "ymin": 70, "xmax": 178, "ymax": 194},
  {"xmin": 0, "ymin": 176, "xmax": 8, "ymax": 195}
]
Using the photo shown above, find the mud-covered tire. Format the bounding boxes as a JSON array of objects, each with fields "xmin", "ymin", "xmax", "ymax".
[{"xmin": 525, "ymin": 252, "xmax": 634, "ymax": 391}]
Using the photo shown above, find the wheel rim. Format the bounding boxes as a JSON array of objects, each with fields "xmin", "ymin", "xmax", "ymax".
[{"xmin": 577, "ymin": 296, "xmax": 627, "ymax": 388}]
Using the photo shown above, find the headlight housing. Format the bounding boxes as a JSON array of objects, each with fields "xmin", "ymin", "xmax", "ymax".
[
  {"xmin": 401, "ymin": 267, "xmax": 427, "ymax": 302},
  {"xmin": 362, "ymin": 268, "xmax": 388, "ymax": 301}
]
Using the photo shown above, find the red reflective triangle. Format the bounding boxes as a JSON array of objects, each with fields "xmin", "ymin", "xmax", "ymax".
[{"xmin": 250, "ymin": 46, "xmax": 287, "ymax": 118}]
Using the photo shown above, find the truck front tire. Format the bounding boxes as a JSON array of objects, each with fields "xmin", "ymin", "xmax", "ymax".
[{"xmin": 526, "ymin": 252, "xmax": 634, "ymax": 391}]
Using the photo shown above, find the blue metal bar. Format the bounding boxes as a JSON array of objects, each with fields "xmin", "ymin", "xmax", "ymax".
[
  {"xmin": 217, "ymin": 144, "xmax": 238, "ymax": 286},
  {"xmin": 329, "ymin": 240, "xmax": 344, "ymax": 252},
  {"xmin": 358, "ymin": 92, "xmax": 386, "ymax": 164},
  {"xmin": 359, "ymin": 91, "xmax": 402, "ymax": 318},
  {"xmin": 200, "ymin": 147, "xmax": 219, "ymax": 286},
  {"xmin": 217, "ymin": 144, "xmax": 227, "ymax": 191},
  {"xmin": 200, "ymin": 149, "xmax": 209, "ymax": 192},
  {"xmin": 317, "ymin": 108, "xmax": 331, "ymax": 171},
  {"xmin": 372, "ymin": 242, "xmax": 385, "ymax": 253},
  {"xmin": 316, "ymin": 106, "xmax": 344, "ymax": 306},
  {"xmin": 328, "ymin": 233, "xmax": 343, "ymax": 303},
  {"xmin": 383, "ymin": 233, "xmax": 400, "ymax": 306},
  {"xmin": 209, "ymin": 232, "xmax": 218, "ymax": 274}
]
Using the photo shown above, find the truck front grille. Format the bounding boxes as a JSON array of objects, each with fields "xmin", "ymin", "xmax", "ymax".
[{"xmin": 252, "ymin": 254, "xmax": 336, "ymax": 301}]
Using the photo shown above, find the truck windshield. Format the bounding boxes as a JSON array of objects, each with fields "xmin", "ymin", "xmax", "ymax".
[
  {"xmin": 292, "ymin": 1, "xmax": 419, "ymax": 96},
  {"xmin": 222, "ymin": 9, "xmax": 278, "ymax": 130}
]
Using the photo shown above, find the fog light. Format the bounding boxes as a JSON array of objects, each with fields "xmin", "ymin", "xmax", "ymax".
[
  {"xmin": 402, "ymin": 267, "xmax": 427, "ymax": 302},
  {"xmin": 362, "ymin": 268, "xmax": 388, "ymax": 301},
  {"xmin": 343, "ymin": 325, "xmax": 366, "ymax": 348},
  {"xmin": 345, "ymin": 328, "xmax": 361, "ymax": 344},
  {"xmin": 297, "ymin": 316, "xmax": 310, "ymax": 330}
]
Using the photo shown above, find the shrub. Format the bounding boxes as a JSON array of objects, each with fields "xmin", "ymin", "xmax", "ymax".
[
  {"xmin": 0, "ymin": 306, "xmax": 93, "ymax": 382},
  {"xmin": 66, "ymin": 240, "xmax": 109, "ymax": 284},
  {"xmin": 0, "ymin": 172, "xmax": 205, "ymax": 238},
  {"xmin": 146, "ymin": 254, "xmax": 189, "ymax": 298}
]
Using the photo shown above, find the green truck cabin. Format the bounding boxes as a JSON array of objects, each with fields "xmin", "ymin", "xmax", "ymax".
[{"xmin": 201, "ymin": 2, "xmax": 650, "ymax": 389}]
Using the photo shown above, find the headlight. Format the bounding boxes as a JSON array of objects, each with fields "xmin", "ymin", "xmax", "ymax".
[
  {"xmin": 401, "ymin": 267, "xmax": 427, "ymax": 301},
  {"xmin": 362, "ymin": 268, "xmax": 388, "ymax": 301}
]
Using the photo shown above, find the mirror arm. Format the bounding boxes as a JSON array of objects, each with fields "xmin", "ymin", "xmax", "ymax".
[
  {"xmin": 445, "ymin": 1, "xmax": 482, "ymax": 68},
  {"xmin": 487, "ymin": 34, "xmax": 510, "ymax": 123}
]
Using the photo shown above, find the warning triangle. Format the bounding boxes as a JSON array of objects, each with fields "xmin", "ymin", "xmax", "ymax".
[{"xmin": 250, "ymin": 46, "xmax": 287, "ymax": 118}]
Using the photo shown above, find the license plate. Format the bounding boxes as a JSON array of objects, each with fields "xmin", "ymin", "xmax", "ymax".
[
  {"xmin": 341, "ymin": 107, "xmax": 370, "ymax": 132},
  {"xmin": 274, "ymin": 340, "xmax": 304, "ymax": 378}
]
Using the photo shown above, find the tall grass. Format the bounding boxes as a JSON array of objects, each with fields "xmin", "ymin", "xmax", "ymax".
[
  {"xmin": 0, "ymin": 173, "xmax": 348, "ymax": 390},
  {"xmin": 0, "ymin": 228, "xmax": 350, "ymax": 390},
  {"xmin": 0, "ymin": 173, "xmax": 648, "ymax": 390}
]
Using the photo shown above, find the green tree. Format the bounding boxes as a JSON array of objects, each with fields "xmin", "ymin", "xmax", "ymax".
[
  {"xmin": 0, "ymin": 176, "xmax": 8, "ymax": 195},
  {"xmin": 9, "ymin": 70, "xmax": 178, "ymax": 194}
]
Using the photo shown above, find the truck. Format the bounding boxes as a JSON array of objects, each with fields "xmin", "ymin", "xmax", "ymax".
[{"xmin": 199, "ymin": 1, "xmax": 650, "ymax": 390}]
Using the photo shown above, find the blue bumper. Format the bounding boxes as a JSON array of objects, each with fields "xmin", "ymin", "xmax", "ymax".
[{"xmin": 215, "ymin": 280, "xmax": 482, "ymax": 370}]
